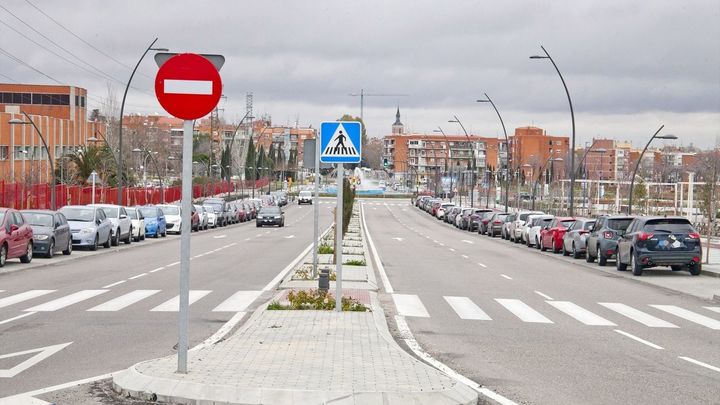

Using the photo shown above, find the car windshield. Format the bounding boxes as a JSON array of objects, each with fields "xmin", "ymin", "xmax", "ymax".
[
  {"xmin": 583, "ymin": 221, "xmax": 596, "ymax": 230},
  {"xmin": 260, "ymin": 207, "xmax": 281, "ymax": 215},
  {"xmin": 497, "ymin": 214, "xmax": 509, "ymax": 221},
  {"xmin": 62, "ymin": 207, "xmax": 94, "ymax": 222},
  {"xmin": 300, "ymin": 191, "xmax": 311, "ymax": 196},
  {"xmin": 160, "ymin": 206, "xmax": 180, "ymax": 215},
  {"xmin": 203, "ymin": 205, "xmax": 217, "ymax": 213},
  {"xmin": 126, "ymin": 208, "xmax": 137, "ymax": 218},
  {"xmin": 139, "ymin": 207, "xmax": 157, "ymax": 218},
  {"xmin": 537, "ymin": 218, "xmax": 553, "ymax": 226},
  {"xmin": 100, "ymin": 207, "xmax": 118, "ymax": 218},
  {"xmin": 608, "ymin": 218, "xmax": 633, "ymax": 231},
  {"xmin": 205, "ymin": 203, "xmax": 222, "ymax": 212},
  {"xmin": 23, "ymin": 212, "xmax": 54, "ymax": 227},
  {"xmin": 560, "ymin": 220, "xmax": 576, "ymax": 228},
  {"xmin": 643, "ymin": 219, "xmax": 694, "ymax": 233}
]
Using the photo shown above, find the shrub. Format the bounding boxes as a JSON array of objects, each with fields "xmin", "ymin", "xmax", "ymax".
[
  {"xmin": 344, "ymin": 259, "xmax": 366, "ymax": 266},
  {"xmin": 318, "ymin": 244, "xmax": 334, "ymax": 254},
  {"xmin": 266, "ymin": 289, "xmax": 367, "ymax": 311}
]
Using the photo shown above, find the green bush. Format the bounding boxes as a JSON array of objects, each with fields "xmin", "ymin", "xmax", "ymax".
[
  {"xmin": 318, "ymin": 244, "xmax": 334, "ymax": 254},
  {"xmin": 344, "ymin": 259, "xmax": 366, "ymax": 266},
  {"xmin": 266, "ymin": 289, "xmax": 367, "ymax": 311},
  {"xmin": 342, "ymin": 176, "xmax": 355, "ymax": 236}
]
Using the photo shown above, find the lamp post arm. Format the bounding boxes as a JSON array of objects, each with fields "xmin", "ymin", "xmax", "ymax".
[
  {"xmin": 628, "ymin": 125, "xmax": 664, "ymax": 215},
  {"xmin": 22, "ymin": 112, "xmax": 56, "ymax": 209},
  {"xmin": 484, "ymin": 93, "xmax": 511, "ymax": 212}
]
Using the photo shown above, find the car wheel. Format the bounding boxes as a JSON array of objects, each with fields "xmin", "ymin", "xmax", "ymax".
[
  {"xmin": 103, "ymin": 233, "xmax": 112, "ymax": 249},
  {"xmin": 19, "ymin": 241, "xmax": 33, "ymax": 263},
  {"xmin": 124, "ymin": 229, "xmax": 132, "ymax": 244},
  {"xmin": 0, "ymin": 244, "xmax": 7, "ymax": 267},
  {"xmin": 586, "ymin": 247, "xmax": 596, "ymax": 263},
  {"xmin": 540, "ymin": 238, "xmax": 547, "ymax": 251},
  {"xmin": 111, "ymin": 229, "xmax": 119, "ymax": 246},
  {"xmin": 256, "ymin": 223, "xmax": 261, "ymax": 227},
  {"xmin": 535, "ymin": 237, "xmax": 541, "ymax": 250},
  {"xmin": 616, "ymin": 252, "xmax": 627, "ymax": 271},
  {"xmin": 572, "ymin": 243, "xmax": 581, "ymax": 259},
  {"xmin": 598, "ymin": 250, "xmax": 607, "ymax": 267},
  {"xmin": 63, "ymin": 239, "xmax": 72, "ymax": 256},
  {"xmin": 630, "ymin": 251, "xmax": 643, "ymax": 276},
  {"xmin": 89, "ymin": 235, "xmax": 99, "ymax": 251},
  {"xmin": 552, "ymin": 242, "xmax": 560, "ymax": 254},
  {"xmin": 688, "ymin": 262, "xmax": 701, "ymax": 276},
  {"xmin": 526, "ymin": 237, "xmax": 532, "ymax": 247},
  {"xmin": 162, "ymin": 229, "xmax": 167, "ymax": 237},
  {"xmin": 562, "ymin": 243, "xmax": 569, "ymax": 256},
  {"xmin": 46, "ymin": 239, "xmax": 55, "ymax": 258}
]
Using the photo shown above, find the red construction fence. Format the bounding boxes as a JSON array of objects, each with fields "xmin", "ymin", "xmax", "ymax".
[{"xmin": 0, "ymin": 178, "xmax": 270, "ymax": 210}]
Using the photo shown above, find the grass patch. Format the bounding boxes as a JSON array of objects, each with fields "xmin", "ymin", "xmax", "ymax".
[
  {"xmin": 266, "ymin": 289, "xmax": 367, "ymax": 311},
  {"xmin": 344, "ymin": 259, "xmax": 366, "ymax": 266},
  {"xmin": 318, "ymin": 244, "xmax": 334, "ymax": 254}
]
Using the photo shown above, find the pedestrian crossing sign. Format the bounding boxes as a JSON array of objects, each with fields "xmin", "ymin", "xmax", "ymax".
[{"xmin": 320, "ymin": 121, "xmax": 362, "ymax": 163}]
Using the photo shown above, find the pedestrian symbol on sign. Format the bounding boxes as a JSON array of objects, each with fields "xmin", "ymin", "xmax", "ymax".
[{"xmin": 320, "ymin": 121, "xmax": 362, "ymax": 163}]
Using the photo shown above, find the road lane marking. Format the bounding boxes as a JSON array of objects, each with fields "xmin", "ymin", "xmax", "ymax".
[
  {"xmin": 244, "ymin": 238, "xmax": 250, "ymax": 241},
  {"xmin": 87, "ymin": 290, "xmax": 161, "ymax": 312},
  {"xmin": 284, "ymin": 235, "xmax": 295, "ymax": 239},
  {"xmin": 213, "ymin": 235, "xmax": 226, "ymax": 239},
  {"xmin": 444, "ymin": 296, "xmax": 492, "ymax": 320},
  {"xmin": 150, "ymin": 290, "xmax": 211, "ymax": 312},
  {"xmin": 102, "ymin": 280, "xmax": 126, "ymax": 288},
  {"xmin": 449, "ymin": 248, "xmax": 456, "ymax": 252},
  {"xmin": 461, "ymin": 240, "xmax": 473, "ymax": 244},
  {"xmin": 500, "ymin": 274, "xmax": 512, "ymax": 280},
  {"xmin": 598, "ymin": 303, "xmax": 678, "ymax": 328},
  {"xmin": 650, "ymin": 305, "xmax": 720, "ymax": 330},
  {"xmin": 0, "ymin": 342, "xmax": 73, "ymax": 378},
  {"xmin": 0, "ymin": 290, "xmax": 56, "ymax": 309},
  {"xmin": 678, "ymin": 356, "xmax": 720, "ymax": 373},
  {"xmin": 229, "ymin": 242, "xmax": 237, "ymax": 246},
  {"xmin": 477, "ymin": 262, "xmax": 487, "ymax": 268},
  {"xmin": 149, "ymin": 266, "xmax": 165, "ymax": 273},
  {"xmin": 705, "ymin": 307, "xmax": 720, "ymax": 314},
  {"xmin": 614, "ymin": 329, "xmax": 663, "ymax": 350},
  {"xmin": 0, "ymin": 312, "xmax": 36, "ymax": 326},
  {"xmin": 438, "ymin": 242, "xmax": 445, "ymax": 246},
  {"xmin": 25, "ymin": 290, "xmax": 108, "ymax": 312},
  {"xmin": 392, "ymin": 294, "xmax": 430, "ymax": 318},
  {"xmin": 534, "ymin": 291, "xmax": 554, "ymax": 300},
  {"xmin": 212, "ymin": 290, "xmax": 263, "ymax": 312},
  {"xmin": 461, "ymin": 254, "xmax": 469, "ymax": 259},
  {"xmin": 361, "ymin": 204, "xmax": 394, "ymax": 293},
  {"xmin": 128, "ymin": 273, "xmax": 147, "ymax": 280},
  {"xmin": 392, "ymin": 237, "xmax": 404, "ymax": 242},
  {"xmin": 167, "ymin": 261, "xmax": 180, "ymax": 267},
  {"xmin": 495, "ymin": 299, "xmax": 553, "ymax": 323},
  {"xmin": 547, "ymin": 301, "xmax": 616, "ymax": 326}
]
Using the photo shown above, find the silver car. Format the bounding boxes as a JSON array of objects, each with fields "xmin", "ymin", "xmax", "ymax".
[
  {"xmin": 510, "ymin": 211, "xmax": 544, "ymax": 243},
  {"xmin": 90, "ymin": 204, "xmax": 133, "ymax": 246},
  {"xmin": 60, "ymin": 205, "xmax": 113, "ymax": 251},
  {"xmin": 562, "ymin": 218, "xmax": 596, "ymax": 258},
  {"xmin": 194, "ymin": 205, "xmax": 209, "ymax": 230}
]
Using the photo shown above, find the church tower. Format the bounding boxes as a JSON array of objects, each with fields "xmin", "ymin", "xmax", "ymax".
[{"xmin": 392, "ymin": 107, "xmax": 404, "ymax": 135}]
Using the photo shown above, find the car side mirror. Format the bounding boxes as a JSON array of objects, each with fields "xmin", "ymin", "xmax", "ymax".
[
  {"xmin": 96, "ymin": 219, "xmax": 102, "ymax": 225},
  {"xmin": 10, "ymin": 224, "xmax": 19, "ymax": 233},
  {"xmin": 120, "ymin": 214, "xmax": 127, "ymax": 219}
]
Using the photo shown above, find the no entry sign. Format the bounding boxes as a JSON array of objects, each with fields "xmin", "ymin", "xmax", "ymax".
[{"xmin": 154, "ymin": 53, "xmax": 222, "ymax": 120}]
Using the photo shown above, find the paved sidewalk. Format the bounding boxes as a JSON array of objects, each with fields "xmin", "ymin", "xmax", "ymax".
[{"xmin": 113, "ymin": 293, "xmax": 477, "ymax": 404}]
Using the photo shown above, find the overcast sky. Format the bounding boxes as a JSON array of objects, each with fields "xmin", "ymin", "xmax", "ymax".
[{"xmin": 1, "ymin": 0, "xmax": 718, "ymax": 148}]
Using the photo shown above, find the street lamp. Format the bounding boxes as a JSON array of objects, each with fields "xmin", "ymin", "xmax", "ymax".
[
  {"xmin": 117, "ymin": 38, "xmax": 168, "ymax": 205},
  {"xmin": 477, "ymin": 93, "xmax": 510, "ymax": 212},
  {"xmin": 530, "ymin": 45, "xmax": 577, "ymax": 216},
  {"xmin": 627, "ymin": 126, "xmax": 675, "ymax": 215},
  {"xmin": 9, "ymin": 112, "xmax": 56, "ymax": 210},
  {"xmin": 133, "ymin": 148, "xmax": 163, "ymax": 203},
  {"xmin": 532, "ymin": 157, "xmax": 564, "ymax": 210},
  {"xmin": 448, "ymin": 116, "xmax": 476, "ymax": 207}
]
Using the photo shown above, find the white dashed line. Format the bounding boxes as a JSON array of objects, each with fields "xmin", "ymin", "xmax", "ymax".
[
  {"xmin": 461, "ymin": 255, "xmax": 469, "ymax": 259},
  {"xmin": 477, "ymin": 263, "xmax": 487, "ymax": 268},
  {"xmin": 128, "ymin": 273, "xmax": 147, "ymax": 280},
  {"xmin": 614, "ymin": 329, "xmax": 663, "ymax": 350},
  {"xmin": 500, "ymin": 274, "xmax": 513, "ymax": 280},
  {"xmin": 678, "ymin": 356, "xmax": 720, "ymax": 373},
  {"xmin": 534, "ymin": 290, "xmax": 554, "ymax": 300},
  {"xmin": 102, "ymin": 280, "xmax": 126, "ymax": 288},
  {"xmin": 149, "ymin": 267, "xmax": 165, "ymax": 273}
]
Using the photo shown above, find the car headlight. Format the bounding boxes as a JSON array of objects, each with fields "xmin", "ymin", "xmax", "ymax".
[
  {"xmin": 80, "ymin": 227, "xmax": 95, "ymax": 234},
  {"xmin": 34, "ymin": 234, "xmax": 49, "ymax": 240},
  {"xmin": 274, "ymin": 216, "xmax": 282, "ymax": 219}
]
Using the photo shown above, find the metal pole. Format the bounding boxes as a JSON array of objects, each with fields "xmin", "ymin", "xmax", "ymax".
[
  {"xmin": 91, "ymin": 172, "xmax": 96, "ymax": 205},
  {"xmin": 177, "ymin": 119, "xmax": 193, "ymax": 374},
  {"xmin": 628, "ymin": 125, "xmax": 664, "ymax": 215},
  {"xmin": 335, "ymin": 164, "xmax": 344, "ymax": 312},
  {"xmin": 118, "ymin": 38, "xmax": 159, "ymax": 205},
  {"xmin": 20, "ymin": 112, "xmax": 55, "ymax": 210},
  {"xmin": 313, "ymin": 137, "xmax": 320, "ymax": 279}
]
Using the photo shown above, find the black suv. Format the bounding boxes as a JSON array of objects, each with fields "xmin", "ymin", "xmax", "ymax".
[
  {"xmin": 586, "ymin": 215, "xmax": 635, "ymax": 266},
  {"xmin": 616, "ymin": 216, "xmax": 702, "ymax": 276}
]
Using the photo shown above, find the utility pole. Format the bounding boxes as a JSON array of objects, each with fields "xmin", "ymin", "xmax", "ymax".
[{"xmin": 348, "ymin": 89, "xmax": 408, "ymax": 123}]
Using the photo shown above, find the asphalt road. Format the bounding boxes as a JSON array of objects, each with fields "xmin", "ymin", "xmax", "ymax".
[
  {"xmin": 362, "ymin": 199, "xmax": 720, "ymax": 405},
  {"xmin": 0, "ymin": 200, "xmax": 334, "ymax": 397}
]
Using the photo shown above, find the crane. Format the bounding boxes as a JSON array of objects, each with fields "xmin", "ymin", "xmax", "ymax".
[{"xmin": 348, "ymin": 89, "xmax": 409, "ymax": 122}]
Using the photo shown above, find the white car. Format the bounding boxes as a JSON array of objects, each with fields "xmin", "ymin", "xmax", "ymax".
[
  {"xmin": 194, "ymin": 205, "xmax": 209, "ymax": 230},
  {"xmin": 157, "ymin": 204, "xmax": 182, "ymax": 234},
  {"xmin": 526, "ymin": 215, "xmax": 555, "ymax": 248},
  {"xmin": 125, "ymin": 207, "xmax": 145, "ymax": 241},
  {"xmin": 436, "ymin": 203, "xmax": 455, "ymax": 220},
  {"xmin": 89, "ymin": 204, "xmax": 133, "ymax": 246},
  {"xmin": 510, "ymin": 211, "xmax": 544, "ymax": 243},
  {"xmin": 454, "ymin": 207, "xmax": 470, "ymax": 228},
  {"xmin": 298, "ymin": 190, "xmax": 313, "ymax": 205},
  {"xmin": 203, "ymin": 204, "xmax": 218, "ymax": 228}
]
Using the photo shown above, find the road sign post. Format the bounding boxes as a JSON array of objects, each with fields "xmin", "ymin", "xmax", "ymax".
[
  {"xmin": 320, "ymin": 121, "xmax": 362, "ymax": 312},
  {"xmin": 155, "ymin": 53, "xmax": 223, "ymax": 374}
]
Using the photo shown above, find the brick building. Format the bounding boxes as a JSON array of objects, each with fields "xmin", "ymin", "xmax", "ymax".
[
  {"xmin": 0, "ymin": 83, "xmax": 100, "ymax": 183},
  {"xmin": 510, "ymin": 126, "xmax": 569, "ymax": 182},
  {"xmin": 252, "ymin": 119, "xmax": 316, "ymax": 167}
]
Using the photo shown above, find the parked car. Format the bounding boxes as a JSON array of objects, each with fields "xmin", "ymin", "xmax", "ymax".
[
  {"xmin": 501, "ymin": 213, "xmax": 516, "ymax": 239},
  {"xmin": 527, "ymin": 215, "xmax": 555, "ymax": 248},
  {"xmin": 456, "ymin": 208, "xmax": 473, "ymax": 229},
  {"xmin": 89, "ymin": 204, "xmax": 133, "ymax": 246},
  {"xmin": 585, "ymin": 215, "xmax": 635, "ymax": 266},
  {"xmin": 509, "ymin": 211, "xmax": 544, "ymax": 243},
  {"xmin": 124, "ymin": 207, "xmax": 146, "ymax": 241},
  {"xmin": 477, "ymin": 211, "xmax": 496, "ymax": 235},
  {"xmin": 203, "ymin": 198, "xmax": 229, "ymax": 226},
  {"xmin": 190, "ymin": 204, "xmax": 200, "ymax": 231},
  {"xmin": 436, "ymin": 203, "xmax": 455, "ymax": 220},
  {"xmin": 562, "ymin": 218, "xmax": 596, "ymax": 258},
  {"xmin": 21, "ymin": 210, "xmax": 72, "ymax": 258},
  {"xmin": 194, "ymin": 205, "xmax": 209, "ymax": 230},
  {"xmin": 158, "ymin": 204, "xmax": 182, "ymax": 234},
  {"xmin": 243, "ymin": 202, "xmax": 256, "ymax": 220},
  {"xmin": 256, "ymin": 206, "xmax": 284, "ymax": 227},
  {"xmin": 468, "ymin": 209, "xmax": 493, "ymax": 232},
  {"xmin": 0, "ymin": 208, "xmax": 34, "ymax": 266},
  {"xmin": 520, "ymin": 214, "xmax": 547, "ymax": 245},
  {"xmin": 486, "ymin": 212, "xmax": 511, "ymax": 237},
  {"xmin": 139, "ymin": 206, "xmax": 167, "ymax": 238},
  {"xmin": 203, "ymin": 204, "xmax": 218, "ymax": 228},
  {"xmin": 298, "ymin": 190, "xmax": 313, "ymax": 205},
  {"xmin": 60, "ymin": 205, "xmax": 112, "ymax": 251},
  {"xmin": 539, "ymin": 217, "xmax": 576, "ymax": 252},
  {"xmin": 616, "ymin": 216, "xmax": 702, "ymax": 276},
  {"xmin": 416, "ymin": 196, "xmax": 431, "ymax": 208}
]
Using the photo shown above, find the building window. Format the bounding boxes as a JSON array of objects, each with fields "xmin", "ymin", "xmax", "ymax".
[
  {"xmin": 0, "ymin": 145, "xmax": 8, "ymax": 160},
  {"xmin": 14, "ymin": 146, "xmax": 28, "ymax": 160}
]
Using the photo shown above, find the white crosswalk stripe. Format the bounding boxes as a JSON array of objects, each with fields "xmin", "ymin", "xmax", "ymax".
[
  {"xmin": 212, "ymin": 290, "xmax": 262, "ymax": 312},
  {"xmin": 598, "ymin": 303, "xmax": 678, "ymax": 328},
  {"xmin": 495, "ymin": 299, "xmax": 553, "ymax": 323},
  {"xmin": 546, "ymin": 301, "xmax": 616, "ymax": 326},
  {"xmin": 392, "ymin": 294, "xmax": 430, "ymax": 317},
  {"xmin": 25, "ymin": 290, "xmax": 108, "ymax": 312},
  {"xmin": 0, "ymin": 290, "xmax": 56, "ymax": 309},
  {"xmin": 705, "ymin": 307, "xmax": 720, "ymax": 314},
  {"xmin": 150, "ymin": 290, "xmax": 212, "ymax": 312},
  {"xmin": 444, "ymin": 296, "xmax": 491, "ymax": 320},
  {"xmin": 650, "ymin": 305, "xmax": 720, "ymax": 330},
  {"xmin": 87, "ymin": 290, "xmax": 161, "ymax": 312}
]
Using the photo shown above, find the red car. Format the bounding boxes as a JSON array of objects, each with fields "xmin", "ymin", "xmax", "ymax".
[
  {"xmin": 190, "ymin": 205, "xmax": 200, "ymax": 231},
  {"xmin": 430, "ymin": 201, "xmax": 443, "ymax": 216},
  {"xmin": 0, "ymin": 208, "xmax": 34, "ymax": 267},
  {"xmin": 540, "ymin": 217, "xmax": 576, "ymax": 253}
]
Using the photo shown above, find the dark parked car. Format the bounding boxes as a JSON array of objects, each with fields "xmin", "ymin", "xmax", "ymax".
[
  {"xmin": 586, "ymin": 215, "xmax": 635, "ymax": 266},
  {"xmin": 0, "ymin": 208, "xmax": 34, "ymax": 267},
  {"xmin": 467, "ymin": 209, "xmax": 492, "ymax": 232},
  {"xmin": 477, "ymin": 211, "xmax": 496, "ymax": 235},
  {"xmin": 21, "ymin": 210, "xmax": 72, "ymax": 258},
  {"xmin": 204, "ymin": 198, "xmax": 230, "ymax": 227},
  {"xmin": 616, "ymin": 216, "xmax": 702, "ymax": 276},
  {"xmin": 486, "ymin": 212, "xmax": 511, "ymax": 237},
  {"xmin": 256, "ymin": 206, "xmax": 285, "ymax": 227}
]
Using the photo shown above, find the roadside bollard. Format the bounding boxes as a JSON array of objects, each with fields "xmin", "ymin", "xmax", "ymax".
[{"xmin": 318, "ymin": 269, "xmax": 330, "ymax": 292}]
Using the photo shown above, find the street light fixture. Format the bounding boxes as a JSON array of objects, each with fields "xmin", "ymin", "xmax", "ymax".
[
  {"xmin": 477, "ymin": 93, "xmax": 510, "ymax": 212},
  {"xmin": 9, "ymin": 113, "xmax": 56, "ymax": 210},
  {"xmin": 530, "ymin": 45, "xmax": 577, "ymax": 216},
  {"xmin": 627, "ymin": 126, "xmax": 675, "ymax": 215}
]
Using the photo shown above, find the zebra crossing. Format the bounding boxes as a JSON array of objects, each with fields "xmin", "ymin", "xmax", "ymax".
[{"xmin": 393, "ymin": 293, "xmax": 720, "ymax": 331}]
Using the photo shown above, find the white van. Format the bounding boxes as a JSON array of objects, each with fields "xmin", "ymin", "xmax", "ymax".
[{"xmin": 298, "ymin": 190, "xmax": 313, "ymax": 205}]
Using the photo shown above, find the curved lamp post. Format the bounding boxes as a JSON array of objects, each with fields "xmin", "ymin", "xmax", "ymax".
[
  {"xmin": 448, "ymin": 116, "xmax": 476, "ymax": 207},
  {"xmin": 531, "ymin": 46, "xmax": 577, "ymax": 216},
  {"xmin": 88, "ymin": 130, "xmax": 120, "ymax": 169},
  {"xmin": 133, "ymin": 148, "xmax": 163, "ymax": 203},
  {"xmin": 627, "ymin": 126, "xmax": 675, "ymax": 214},
  {"xmin": 9, "ymin": 112, "xmax": 55, "ymax": 209},
  {"xmin": 433, "ymin": 127, "xmax": 452, "ymax": 199},
  {"xmin": 477, "ymin": 93, "xmax": 510, "ymax": 212},
  {"xmin": 117, "ymin": 38, "xmax": 168, "ymax": 205},
  {"xmin": 532, "ymin": 156, "xmax": 564, "ymax": 211}
]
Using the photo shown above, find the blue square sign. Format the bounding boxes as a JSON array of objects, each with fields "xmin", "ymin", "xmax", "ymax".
[{"xmin": 320, "ymin": 121, "xmax": 362, "ymax": 163}]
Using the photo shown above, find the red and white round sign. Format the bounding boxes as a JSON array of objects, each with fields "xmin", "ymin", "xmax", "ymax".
[{"xmin": 154, "ymin": 53, "xmax": 222, "ymax": 120}]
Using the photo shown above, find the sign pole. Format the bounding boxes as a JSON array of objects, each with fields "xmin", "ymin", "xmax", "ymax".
[
  {"xmin": 335, "ymin": 163, "xmax": 344, "ymax": 312},
  {"xmin": 312, "ymin": 137, "xmax": 320, "ymax": 278},
  {"xmin": 178, "ymin": 119, "xmax": 193, "ymax": 373}
]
